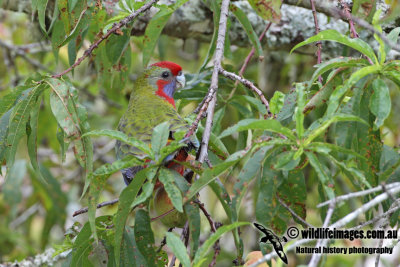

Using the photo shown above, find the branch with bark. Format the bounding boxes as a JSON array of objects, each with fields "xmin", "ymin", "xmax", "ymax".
[{"xmin": 249, "ymin": 183, "xmax": 400, "ymax": 267}]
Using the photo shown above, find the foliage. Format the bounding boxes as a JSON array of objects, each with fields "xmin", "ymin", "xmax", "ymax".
[{"xmin": 1, "ymin": 0, "xmax": 400, "ymax": 266}]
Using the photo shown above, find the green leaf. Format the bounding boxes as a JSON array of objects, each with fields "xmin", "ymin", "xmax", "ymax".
[
  {"xmin": 51, "ymin": 20, "xmax": 65, "ymax": 60},
  {"xmin": 166, "ymin": 232, "xmax": 191, "ymax": 267},
  {"xmin": 151, "ymin": 122, "xmax": 170, "ymax": 159},
  {"xmin": 0, "ymin": 85, "xmax": 30, "ymax": 118},
  {"xmin": 46, "ymin": 78, "xmax": 79, "ymax": 139},
  {"xmin": 159, "ymin": 168, "xmax": 183, "ymax": 212},
  {"xmin": 308, "ymin": 142, "xmax": 366, "ymax": 160},
  {"xmin": 232, "ymin": 146, "xmax": 271, "ymax": 214},
  {"xmin": 230, "ymin": 3, "xmax": 263, "ymax": 57},
  {"xmin": 29, "ymin": 165, "xmax": 68, "ymax": 248},
  {"xmin": 106, "ymin": 30, "xmax": 131, "ymax": 64},
  {"xmin": 269, "ymin": 91, "xmax": 285, "ymax": 115},
  {"xmin": 247, "ymin": 0, "xmax": 281, "ymax": 23},
  {"xmin": 237, "ymin": 95, "xmax": 267, "ymax": 115},
  {"xmin": 211, "ymin": 107, "xmax": 226, "ymax": 135},
  {"xmin": 278, "ymin": 170, "xmax": 307, "ymax": 225},
  {"xmin": 185, "ymin": 159, "xmax": 240, "ymax": 202},
  {"xmin": 256, "ymin": 162, "xmax": 278, "ymax": 229},
  {"xmin": 134, "ymin": 210, "xmax": 157, "ymax": 266},
  {"xmin": 46, "ymin": 78, "xmax": 92, "ymax": 172},
  {"xmin": 0, "ymin": 109, "xmax": 12, "ymax": 167},
  {"xmin": 220, "ymin": 119, "xmax": 297, "ymax": 141},
  {"xmin": 142, "ymin": 1, "xmax": 189, "ymax": 66},
  {"xmin": 58, "ymin": 6, "xmax": 90, "ymax": 48},
  {"xmin": 88, "ymin": 156, "xmax": 143, "ymax": 243},
  {"xmin": 304, "ymin": 68, "xmax": 346, "ymax": 114},
  {"xmin": 193, "ymin": 222, "xmax": 250, "ymax": 266},
  {"xmin": 70, "ymin": 222, "xmax": 93, "ymax": 267},
  {"xmin": 325, "ymin": 154, "xmax": 372, "ymax": 189},
  {"xmin": 130, "ymin": 182, "xmax": 155, "ymax": 208},
  {"xmin": 198, "ymin": 0, "xmax": 219, "ymax": 71},
  {"xmin": 305, "ymin": 152, "xmax": 335, "ymax": 199},
  {"xmin": 57, "ymin": 0, "xmax": 70, "ymax": 34},
  {"xmin": 83, "ymin": 129, "xmax": 152, "ymax": 156},
  {"xmin": 290, "ymin": 29, "xmax": 378, "ymax": 64},
  {"xmin": 184, "ymin": 203, "xmax": 200, "ymax": 257},
  {"xmin": 197, "ymin": 125, "xmax": 229, "ymax": 159},
  {"xmin": 37, "ymin": 0, "xmax": 49, "ymax": 33},
  {"xmin": 120, "ymin": 227, "xmax": 147, "ymax": 266},
  {"xmin": 277, "ymin": 87, "xmax": 296, "ymax": 125},
  {"xmin": 304, "ymin": 114, "xmax": 367, "ymax": 146},
  {"xmin": 27, "ymin": 95, "xmax": 44, "ymax": 181},
  {"xmin": 372, "ymin": 9, "xmax": 386, "ymax": 64},
  {"xmin": 384, "ymin": 70, "xmax": 400, "ymax": 87},
  {"xmin": 273, "ymin": 151, "xmax": 300, "ymax": 171},
  {"xmin": 295, "ymin": 83, "xmax": 305, "ymax": 138},
  {"xmin": 6, "ymin": 85, "xmax": 45, "ymax": 170},
  {"xmin": 114, "ymin": 168, "xmax": 154, "ymax": 266},
  {"xmin": 3, "ymin": 160, "xmax": 26, "ymax": 218},
  {"xmin": 385, "ymin": 27, "xmax": 400, "ymax": 55},
  {"xmin": 369, "ymin": 78, "xmax": 391, "ymax": 129},
  {"xmin": 326, "ymin": 65, "xmax": 381, "ymax": 116},
  {"xmin": 159, "ymin": 142, "xmax": 186, "ymax": 163},
  {"xmin": 308, "ymin": 58, "xmax": 369, "ymax": 87}
]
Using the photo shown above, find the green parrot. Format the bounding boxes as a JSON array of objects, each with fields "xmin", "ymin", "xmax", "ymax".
[{"xmin": 116, "ymin": 61, "xmax": 198, "ymax": 185}]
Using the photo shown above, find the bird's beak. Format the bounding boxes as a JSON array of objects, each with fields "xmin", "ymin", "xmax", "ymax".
[{"xmin": 176, "ymin": 73, "xmax": 186, "ymax": 90}]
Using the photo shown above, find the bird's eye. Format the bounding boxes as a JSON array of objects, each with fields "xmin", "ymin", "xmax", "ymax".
[
  {"xmin": 178, "ymin": 71, "xmax": 182, "ymax": 76},
  {"xmin": 162, "ymin": 71, "xmax": 170, "ymax": 78}
]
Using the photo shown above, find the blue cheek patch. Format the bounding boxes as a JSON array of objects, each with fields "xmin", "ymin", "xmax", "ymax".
[{"xmin": 163, "ymin": 80, "xmax": 176, "ymax": 98}]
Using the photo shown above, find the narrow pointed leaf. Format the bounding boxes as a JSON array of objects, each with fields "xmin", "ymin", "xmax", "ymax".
[
  {"xmin": 370, "ymin": 78, "xmax": 391, "ymax": 129},
  {"xmin": 291, "ymin": 29, "xmax": 378, "ymax": 63},
  {"xmin": 166, "ymin": 232, "xmax": 191, "ymax": 267}
]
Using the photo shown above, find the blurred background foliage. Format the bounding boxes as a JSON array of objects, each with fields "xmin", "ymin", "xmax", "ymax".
[{"xmin": 0, "ymin": 0, "xmax": 400, "ymax": 266}]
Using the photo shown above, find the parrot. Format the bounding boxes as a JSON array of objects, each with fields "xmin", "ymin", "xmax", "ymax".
[{"xmin": 116, "ymin": 61, "xmax": 198, "ymax": 187}]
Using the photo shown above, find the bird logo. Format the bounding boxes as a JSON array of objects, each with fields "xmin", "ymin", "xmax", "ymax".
[{"xmin": 253, "ymin": 223, "xmax": 288, "ymax": 264}]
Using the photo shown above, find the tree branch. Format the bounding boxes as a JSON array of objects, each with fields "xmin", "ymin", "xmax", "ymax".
[
  {"xmin": 72, "ymin": 198, "xmax": 119, "ymax": 217},
  {"xmin": 219, "ymin": 68, "xmax": 271, "ymax": 117},
  {"xmin": 51, "ymin": 0, "xmax": 159, "ymax": 78},
  {"xmin": 276, "ymin": 195, "xmax": 314, "ymax": 228},
  {"xmin": 187, "ymin": 0, "xmax": 231, "ymax": 162},
  {"xmin": 310, "ymin": 0, "xmax": 323, "ymax": 83},
  {"xmin": 317, "ymin": 182, "xmax": 400, "ymax": 208}
]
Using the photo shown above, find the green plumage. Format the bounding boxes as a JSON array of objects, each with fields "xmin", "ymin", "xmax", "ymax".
[
  {"xmin": 117, "ymin": 66, "xmax": 189, "ymax": 159},
  {"xmin": 116, "ymin": 65, "xmax": 197, "ymax": 184}
]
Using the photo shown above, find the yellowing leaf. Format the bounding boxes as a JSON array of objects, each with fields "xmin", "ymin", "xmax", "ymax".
[{"xmin": 247, "ymin": 0, "xmax": 282, "ymax": 23}]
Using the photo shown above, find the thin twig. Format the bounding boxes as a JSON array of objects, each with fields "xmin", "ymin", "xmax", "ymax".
[
  {"xmin": 309, "ymin": 0, "xmax": 323, "ymax": 83},
  {"xmin": 330, "ymin": 186, "xmax": 400, "ymax": 229},
  {"xmin": 334, "ymin": 8, "xmax": 400, "ymax": 53},
  {"xmin": 157, "ymin": 227, "xmax": 174, "ymax": 253},
  {"xmin": 0, "ymin": 39, "xmax": 52, "ymax": 72},
  {"xmin": 250, "ymin": 186, "xmax": 400, "ymax": 267},
  {"xmin": 192, "ymin": 0, "xmax": 230, "ymax": 164},
  {"xmin": 52, "ymin": 0, "xmax": 159, "ymax": 78},
  {"xmin": 276, "ymin": 195, "xmax": 314, "ymax": 228},
  {"xmin": 72, "ymin": 198, "xmax": 119, "ymax": 217},
  {"xmin": 308, "ymin": 202, "xmax": 335, "ymax": 267},
  {"xmin": 238, "ymin": 22, "xmax": 272, "ymax": 77},
  {"xmin": 374, "ymin": 200, "xmax": 400, "ymax": 267},
  {"xmin": 318, "ymin": 182, "xmax": 400, "ymax": 208},
  {"xmin": 150, "ymin": 207, "xmax": 176, "ymax": 222},
  {"xmin": 11, "ymin": 204, "xmax": 40, "ymax": 228},
  {"xmin": 248, "ymin": 239, "xmax": 315, "ymax": 267},
  {"xmin": 350, "ymin": 204, "xmax": 400, "ymax": 230},
  {"xmin": 338, "ymin": 0, "xmax": 359, "ymax": 38},
  {"xmin": 195, "ymin": 200, "xmax": 220, "ymax": 266},
  {"xmin": 219, "ymin": 68, "xmax": 271, "ymax": 117}
]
